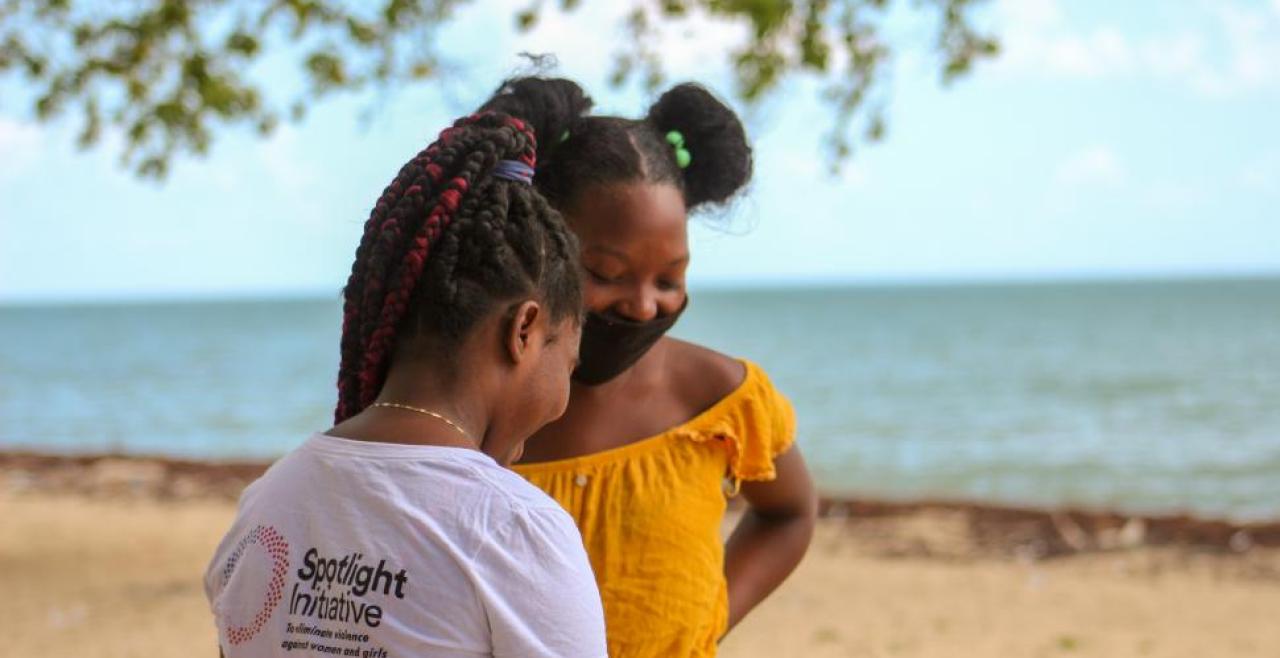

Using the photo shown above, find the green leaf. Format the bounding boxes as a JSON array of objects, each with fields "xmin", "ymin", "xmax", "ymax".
[
  {"xmin": 24, "ymin": 54, "xmax": 48, "ymax": 78},
  {"xmin": 257, "ymin": 114, "xmax": 279, "ymax": 136},
  {"xmin": 409, "ymin": 59, "xmax": 434, "ymax": 79},
  {"xmin": 138, "ymin": 156, "xmax": 167, "ymax": 179},
  {"xmin": 226, "ymin": 32, "xmax": 260, "ymax": 57},
  {"xmin": 77, "ymin": 97, "xmax": 101, "ymax": 148},
  {"xmin": 864, "ymin": 113, "xmax": 885, "ymax": 141},
  {"xmin": 345, "ymin": 17, "xmax": 378, "ymax": 44},
  {"xmin": 155, "ymin": 101, "xmax": 186, "ymax": 127},
  {"xmin": 515, "ymin": 8, "xmax": 537, "ymax": 30},
  {"xmin": 305, "ymin": 51, "xmax": 346, "ymax": 88},
  {"xmin": 659, "ymin": 0, "xmax": 688, "ymax": 17},
  {"xmin": 7, "ymin": 0, "xmax": 998, "ymax": 180}
]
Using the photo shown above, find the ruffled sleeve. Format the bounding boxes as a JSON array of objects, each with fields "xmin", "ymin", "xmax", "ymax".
[{"xmin": 678, "ymin": 361, "xmax": 797, "ymax": 493}]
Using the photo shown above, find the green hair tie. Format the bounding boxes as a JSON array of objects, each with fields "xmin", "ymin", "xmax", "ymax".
[
  {"xmin": 665, "ymin": 130, "xmax": 692, "ymax": 169},
  {"xmin": 559, "ymin": 129, "xmax": 570, "ymax": 144}
]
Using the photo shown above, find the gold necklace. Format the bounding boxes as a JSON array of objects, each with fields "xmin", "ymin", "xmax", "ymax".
[{"xmin": 370, "ymin": 402, "xmax": 473, "ymax": 443}]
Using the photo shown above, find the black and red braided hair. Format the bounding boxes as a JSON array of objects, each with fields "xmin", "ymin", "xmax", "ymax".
[{"xmin": 334, "ymin": 112, "xmax": 582, "ymax": 423}]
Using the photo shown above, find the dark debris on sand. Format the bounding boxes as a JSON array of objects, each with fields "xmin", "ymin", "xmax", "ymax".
[{"xmin": 5, "ymin": 451, "xmax": 1279, "ymax": 561}]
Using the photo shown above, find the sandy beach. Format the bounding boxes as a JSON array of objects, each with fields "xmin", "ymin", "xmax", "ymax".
[{"xmin": 3, "ymin": 453, "xmax": 1278, "ymax": 658}]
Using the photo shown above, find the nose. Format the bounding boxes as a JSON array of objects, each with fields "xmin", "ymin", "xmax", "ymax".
[{"xmin": 613, "ymin": 286, "xmax": 659, "ymax": 322}]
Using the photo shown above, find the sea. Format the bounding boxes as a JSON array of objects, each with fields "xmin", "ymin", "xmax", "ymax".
[{"xmin": 2, "ymin": 277, "xmax": 1278, "ymax": 521}]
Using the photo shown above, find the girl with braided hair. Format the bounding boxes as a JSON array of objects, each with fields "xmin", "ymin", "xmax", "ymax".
[
  {"xmin": 477, "ymin": 78, "xmax": 819, "ymax": 657},
  {"xmin": 205, "ymin": 112, "xmax": 607, "ymax": 658}
]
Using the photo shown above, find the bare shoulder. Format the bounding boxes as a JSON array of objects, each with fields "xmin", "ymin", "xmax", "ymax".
[{"xmin": 660, "ymin": 337, "xmax": 748, "ymax": 412}]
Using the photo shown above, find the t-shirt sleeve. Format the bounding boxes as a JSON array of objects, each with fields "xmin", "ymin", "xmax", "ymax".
[
  {"xmin": 471, "ymin": 506, "xmax": 607, "ymax": 658},
  {"xmin": 727, "ymin": 364, "xmax": 798, "ymax": 484}
]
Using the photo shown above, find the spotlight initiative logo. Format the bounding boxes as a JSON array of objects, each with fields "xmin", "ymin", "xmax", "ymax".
[{"xmin": 221, "ymin": 525, "xmax": 291, "ymax": 645}]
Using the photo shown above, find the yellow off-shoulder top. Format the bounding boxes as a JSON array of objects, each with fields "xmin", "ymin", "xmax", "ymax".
[{"xmin": 511, "ymin": 360, "xmax": 796, "ymax": 658}]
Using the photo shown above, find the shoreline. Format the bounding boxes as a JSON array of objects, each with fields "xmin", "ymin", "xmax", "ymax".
[
  {"xmin": 5, "ymin": 271, "xmax": 1278, "ymax": 307},
  {"xmin": 5, "ymin": 449, "xmax": 1277, "ymax": 556}
]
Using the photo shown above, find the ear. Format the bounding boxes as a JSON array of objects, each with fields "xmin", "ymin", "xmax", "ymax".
[{"xmin": 504, "ymin": 300, "xmax": 542, "ymax": 365}]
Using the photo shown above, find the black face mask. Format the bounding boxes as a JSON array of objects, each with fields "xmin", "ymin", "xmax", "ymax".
[{"xmin": 572, "ymin": 298, "xmax": 689, "ymax": 386}]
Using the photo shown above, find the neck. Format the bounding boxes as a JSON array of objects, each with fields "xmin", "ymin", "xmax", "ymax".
[
  {"xmin": 321, "ymin": 356, "xmax": 494, "ymax": 453},
  {"xmin": 376, "ymin": 359, "xmax": 488, "ymax": 443}
]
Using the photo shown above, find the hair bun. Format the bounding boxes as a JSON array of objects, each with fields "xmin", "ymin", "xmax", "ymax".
[
  {"xmin": 646, "ymin": 83, "xmax": 753, "ymax": 209},
  {"xmin": 478, "ymin": 77, "xmax": 593, "ymax": 166}
]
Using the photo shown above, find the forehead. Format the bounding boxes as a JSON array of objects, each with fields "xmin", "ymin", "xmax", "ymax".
[{"xmin": 566, "ymin": 182, "xmax": 688, "ymax": 251}]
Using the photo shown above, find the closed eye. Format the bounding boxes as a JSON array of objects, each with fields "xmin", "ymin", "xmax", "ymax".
[{"xmin": 586, "ymin": 268, "xmax": 622, "ymax": 284}]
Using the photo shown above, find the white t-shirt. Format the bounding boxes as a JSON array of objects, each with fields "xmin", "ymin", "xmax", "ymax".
[{"xmin": 205, "ymin": 434, "xmax": 607, "ymax": 658}]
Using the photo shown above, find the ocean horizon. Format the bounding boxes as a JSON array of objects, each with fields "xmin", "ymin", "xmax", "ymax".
[
  {"xmin": 5, "ymin": 269, "xmax": 1280, "ymax": 307},
  {"xmin": 2, "ymin": 275, "xmax": 1278, "ymax": 521}
]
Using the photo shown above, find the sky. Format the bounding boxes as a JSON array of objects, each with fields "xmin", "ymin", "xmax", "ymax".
[{"xmin": 1, "ymin": 0, "xmax": 1278, "ymax": 302}]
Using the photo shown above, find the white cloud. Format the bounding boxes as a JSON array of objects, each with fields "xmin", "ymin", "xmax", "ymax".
[
  {"xmin": 991, "ymin": 0, "xmax": 1280, "ymax": 96},
  {"xmin": 1138, "ymin": 178, "xmax": 1210, "ymax": 214},
  {"xmin": 1001, "ymin": 0, "xmax": 1063, "ymax": 32},
  {"xmin": 1043, "ymin": 26, "xmax": 1133, "ymax": 78},
  {"xmin": 259, "ymin": 127, "xmax": 316, "ymax": 193},
  {"xmin": 642, "ymin": 8, "xmax": 748, "ymax": 81},
  {"xmin": 0, "ymin": 118, "xmax": 43, "ymax": 178},
  {"xmin": 499, "ymin": 0, "xmax": 622, "ymax": 84},
  {"xmin": 990, "ymin": 1, "xmax": 1130, "ymax": 80},
  {"xmin": 1209, "ymin": 4, "xmax": 1280, "ymax": 93},
  {"xmin": 476, "ymin": 0, "xmax": 745, "ymax": 97},
  {"xmin": 421, "ymin": 0, "xmax": 749, "ymax": 119},
  {"xmin": 247, "ymin": 126, "xmax": 329, "ymax": 228},
  {"xmin": 1237, "ymin": 150, "xmax": 1280, "ymax": 193},
  {"xmin": 1054, "ymin": 145, "xmax": 1126, "ymax": 188}
]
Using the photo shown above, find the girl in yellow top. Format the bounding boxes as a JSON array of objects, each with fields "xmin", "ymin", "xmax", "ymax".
[{"xmin": 478, "ymin": 78, "xmax": 819, "ymax": 656}]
